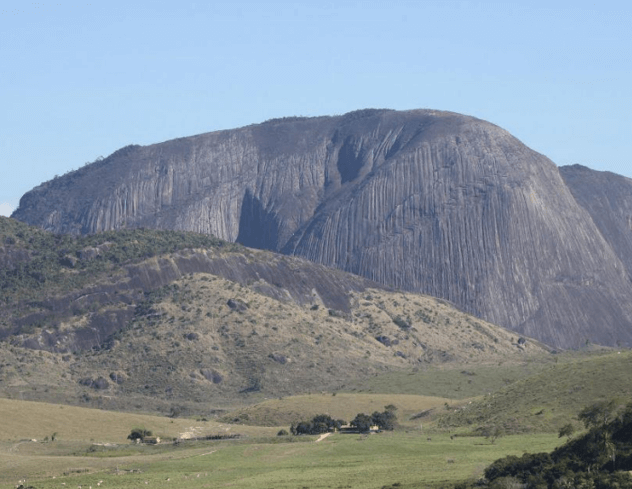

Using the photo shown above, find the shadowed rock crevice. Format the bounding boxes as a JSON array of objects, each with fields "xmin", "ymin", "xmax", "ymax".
[
  {"xmin": 236, "ymin": 190, "xmax": 281, "ymax": 250},
  {"xmin": 336, "ymin": 136, "xmax": 366, "ymax": 184}
]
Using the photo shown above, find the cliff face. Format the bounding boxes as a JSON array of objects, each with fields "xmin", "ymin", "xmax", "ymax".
[
  {"xmin": 560, "ymin": 165, "xmax": 632, "ymax": 278},
  {"xmin": 12, "ymin": 109, "xmax": 632, "ymax": 348}
]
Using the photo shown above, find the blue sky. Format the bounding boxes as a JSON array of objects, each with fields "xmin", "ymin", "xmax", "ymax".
[{"xmin": 1, "ymin": 0, "xmax": 631, "ymax": 217}]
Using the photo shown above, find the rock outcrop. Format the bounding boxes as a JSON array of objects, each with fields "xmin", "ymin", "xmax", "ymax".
[
  {"xmin": 12, "ymin": 109, "xmax": 632, "ymax": 348},
  {"xmin": 560, "ymin": 165, "xmax": 632, "ymax": 278}
]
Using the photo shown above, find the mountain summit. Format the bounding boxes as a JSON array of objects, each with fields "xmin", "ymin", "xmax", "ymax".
[{"xmin": 13, "ymin": 109, "xmax": 632, "ymax": 348}]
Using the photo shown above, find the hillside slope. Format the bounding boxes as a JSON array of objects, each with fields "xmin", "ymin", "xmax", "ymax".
[
  {"xmin": 0, "ymin": 217, "xmax": 549, "ymax": 413},
  {"xmin": 12, "ymin": 109, "xmax": 632, "ymax": 348},
  {"xmin": 439, "ymin": 350, "xmax": 632, "ymax": 433}
]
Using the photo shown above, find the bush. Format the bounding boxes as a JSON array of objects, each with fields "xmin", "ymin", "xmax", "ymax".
[
  {"xmin": 477, "ymin": 424, "xmax": 505, "ymax": 444},
  {"xmin": 558, "ymin": 423, "xmax": 575, "ymax": 440},
  {"xmin": 392, "ymin": 316, "xmax": 411, "ymax": 330},
  {"xmin": 127, "ymin": 427, "xmax": 152, "ymax": 442}
]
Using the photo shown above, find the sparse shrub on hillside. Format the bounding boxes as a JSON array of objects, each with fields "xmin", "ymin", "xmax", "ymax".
[
  {"xmin": 328, "ymin": 309, "xmax": 347, "ymax": 318},
  {"xmin": 168, "ymin": 405, "xmax": 184, "ymax": 418},
  {"xmin": 268, "ymin": 353, "xmax": 287, "ymax": 364},
  {"xmin": 239, "ymin": 378, "xmax": 262, "ymax": 393},
  {"xmin": 392, "ymin": 316, "xmax": 411, "ymax": 330},
  {"xmin": 227, "ymin": 298, "xmax": 248, "ymax": 312},
  {"xmin": 78, "ymin": 376, "xmax": 110, "ymax": 390},
  {"xmin": 479, "ymin": 424, "xmax": 504, "ymax": 444},
  {"xmin": 414, "ymin": 309, "xmax": 432, "ymax": 324},
  {"xmin": 109, "ymin": 372, "xmax": 126, "ymax": 384},
  {"xmin": 200, "ymin": 368, "xmax": 223, "ymax": 384}
]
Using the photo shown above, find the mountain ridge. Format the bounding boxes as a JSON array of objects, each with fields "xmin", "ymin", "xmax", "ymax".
[{"xmin": 11, "ymin": 109, "xmax": 632, "ymax": 348}]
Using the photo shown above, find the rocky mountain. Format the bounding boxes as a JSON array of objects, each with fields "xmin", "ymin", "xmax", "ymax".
[
  {"xmin": 560, "ymin": 165, "xmax": 632, "ymax": 279},
  {"xmin": 12, "ymin": 109, "xmax": 632, "ymax": 348}
]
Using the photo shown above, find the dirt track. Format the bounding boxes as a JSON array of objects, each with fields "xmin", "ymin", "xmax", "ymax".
[{"xmin": 315, "ymin": 433, "xmax": 331, "ymax": 442}]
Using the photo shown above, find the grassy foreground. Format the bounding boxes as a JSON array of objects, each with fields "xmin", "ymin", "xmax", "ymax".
[
  {"xmin": 0, "ymin": 396, "xmax": 564, "ymax": 488},
  {"xmin": 0, "ymin": 431, "xmax": 560, "ymax": 489}
]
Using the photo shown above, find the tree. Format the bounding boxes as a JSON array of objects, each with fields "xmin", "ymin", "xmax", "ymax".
[
  {"xmin": 481, "ymin": 424, "xmax": 504, "ymax": 444},
  {"xmin": 577, "ymin": 399, "xmax": 624, "ymax": 471},
  {"xmin": 127, "ymin": 427, "xmax": 152, "ymax": 442},
  {"xmin": 371, "ymin": 409, "xmax": 397, "ymax": 431},
  {"xmin": 558, "ymin": 423, "xmax": 575, "ymax": 441},
  {"xmin": 293, "ymin": 421, "xmax": 314, "ymax": 435},
  {"xmin": 578, "ymin": 399, "xmax": 619, "ymax": 429},
  {"xmin": 351, "ymin": 413, "xmax": 373, "ymax": 433}
]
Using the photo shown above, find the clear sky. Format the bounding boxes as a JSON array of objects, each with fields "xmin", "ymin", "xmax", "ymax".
[{"xmin": 1, "ymin": 0, "xmax": 631, "ymax": 217}]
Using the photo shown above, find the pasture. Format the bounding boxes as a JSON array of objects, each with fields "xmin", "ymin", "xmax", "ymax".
[{"xmin": 0, "ymin": 397, "xmax": 561, "ymax": 489}]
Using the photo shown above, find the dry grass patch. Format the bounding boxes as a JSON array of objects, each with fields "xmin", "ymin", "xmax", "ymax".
[
  {"xmin": 220, "ymin": 392, "xmax": 455, "ymax": 427},
  {"xmin": 0, "ymin": 398, "xmax": 277, "ymax": 443}
]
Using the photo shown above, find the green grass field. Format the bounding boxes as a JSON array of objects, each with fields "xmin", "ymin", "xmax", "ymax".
[
  {"xmin": 0, "ymin": 430, "xmax": 561, "ymax": 489},
  {"xmin": 0, "ymin": 395, "xmax": 565, "ymax": 488},
  {"xmin": 1, "ymin": 351, "xmax": 630, "ymax": 487}
]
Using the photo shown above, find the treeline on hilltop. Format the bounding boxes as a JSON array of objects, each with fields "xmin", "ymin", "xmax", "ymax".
[
  {"xmin": 0, "ymin": 217, "xmax": 235, "ymax": 301},
  {"xmin": 456, "ymin": 399, "xmax": 632, "ymax": 488}
]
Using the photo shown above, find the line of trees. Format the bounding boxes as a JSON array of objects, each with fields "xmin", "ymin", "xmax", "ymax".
[
  {"xmin": 290, "ymin": 405, "xmax": 397, "ymax": 435},
  {"xmin": 290, "ymin": 414, "xmax": 346, "ymax": 435},
  {"xmin": 351, "ymin": 406, "xmax": 397, "ymax": 432}
]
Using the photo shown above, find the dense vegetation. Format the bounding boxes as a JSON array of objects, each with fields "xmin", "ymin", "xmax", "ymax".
[
  {"xmin": 457, "ymin": 400, "xmax": 632, "ymax": 488},
  {"xmin": 0, "ymin": 216, "xmax": 234, "ymax": 302},
  {"xmin": 290, "ymin": 406, "xmax": 397, "ymax": 435},
  {"xmin": 290, "ymin": 414, "xmax": 346, "ymax": 435}
]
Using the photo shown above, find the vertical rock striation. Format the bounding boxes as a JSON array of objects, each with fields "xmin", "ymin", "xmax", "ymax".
[
  {"xmin": 560, "ymin": 165, "xmax": 632, "ymax": 278},
  {"xmin": 12, "ymin": 109, "xmax": 632, "ymax": 348}
]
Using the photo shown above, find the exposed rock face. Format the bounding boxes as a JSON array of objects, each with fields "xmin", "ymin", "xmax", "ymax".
[
  {"xmin": 560, "ymin": 165, "xmax": 632, "ymax": 278},
  {"xmin": 2, "ymin": 246, "xmax": 383, "ymax": 353},
  {"xmin": 12, "ymin": 109, "xmax": 632, "ymax": 348}
]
